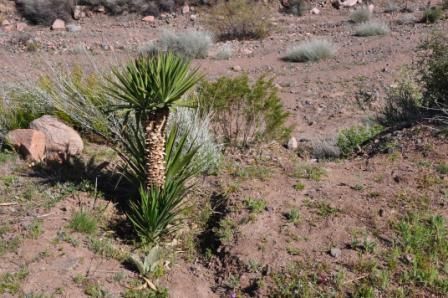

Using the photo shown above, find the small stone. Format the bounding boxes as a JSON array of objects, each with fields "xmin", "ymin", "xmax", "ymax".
[
  {"xmin": 232, "ymin": 65, "xmax": 241, "ymax": 72},
  {"xmin": 368, "ymin": 4, "xmax": 374, "ymax": 13},
  {"xmin": 182, "ymin": 5, "xmax": 190, "ymax": 14},
  {"xmin": 190, "ymin": 14, "xmax": 197, "ymax": 21},
  {"xmin": 95, "ymin": 5, "xmax": 105, "ymax": 13},
  {"xmin": 16, "ymin": 22, "xmax": 27, "ymax": 32},
  {"xmin": 287, "ymin": 137, "xmax": 298, "ymax": 150},
  {"xmin": 310, "ymin": 7, "xmax": 320, "ymax": 14},
  {"xmin": 142, "ymin": 15, "xmax": 155, "ymax": 23},
  {"xmin": 51, "ymin": 19, "xmax": 65, "ymax": 30},
  {"xmin": 66, "ymin": 23, "xmax": 81, "ymax": 32},
  {"xmin": 330, "ymin": 247, "xmax": 342, "ymax": 258}
]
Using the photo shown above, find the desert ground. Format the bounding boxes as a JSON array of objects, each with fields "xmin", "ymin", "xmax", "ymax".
[{"xmin": 1, "ymin": 0, "xmax": 448, "ymax": 297}]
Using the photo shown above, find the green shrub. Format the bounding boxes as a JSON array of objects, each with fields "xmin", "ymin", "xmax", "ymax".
[
  {"xmin": 69, "ymin": 211, "xmax": 97, "ymax": 234},
  {"xmin": 354, "ymin": 21, "xmax": 390, "ymax": 37},
  {"xmin": 283, "ymin": 39, "xmax": 336, "ymax": 63},
  {"xmin": 205, "ymin": 0, "xmax": 270, "ymax": 41},
  {"xmin": 337, "ymin": 124, "xmax": 383, "ymax": 157},
  {"xmin": 350, "ymin": 6, "xmax": 372, "ymax": 23},
  {"xmin": 196, "ymin": 74, "xmax": 291, "ymax": 147},
  {"xmin": 421, "ymin": 6, "xmax": 443, "ymax": 23},
  {"xmin": 157, "ymin": 30, "xmax": 213, "ymax": 59},
  {"xmin": 379, "ymin": 70, "xmax": 423, "ymax": 127},
  {"xmin": 420, "ymin": 33, "xmax": 448, "ymax": 117}
]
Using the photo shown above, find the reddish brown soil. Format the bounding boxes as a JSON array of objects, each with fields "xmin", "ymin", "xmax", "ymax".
[{"xmin": 1, "ymin": 0, "xmax": 448, "ymax": 297}]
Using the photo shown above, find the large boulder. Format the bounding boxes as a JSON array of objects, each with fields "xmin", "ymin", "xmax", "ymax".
[
  {"xmin": 30, "ymin": 115, "xmax": 83, "ymax": 161},
  {"xmin": 6, "ymin": 129, "xmax": 46, "ymax": 162}
]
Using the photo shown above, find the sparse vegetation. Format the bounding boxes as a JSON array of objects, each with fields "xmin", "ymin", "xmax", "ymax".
[
  {"xmin": 354, "ymin": 21, "xmax": 390, "ymax": 37},
  {"xmin": 205, "ymin": 0, "xmax": 270, "ymax": 41},
  {"xmin": 292, "ymin": 163, "xmax": 326, "ymax": 181},
  {"xmin": 244, "ymin": 197, "xmax": 267, "ymax": 214},
  {"xmin": 283, "ymin": 39, "xmax": 336, "ymax": 62}
]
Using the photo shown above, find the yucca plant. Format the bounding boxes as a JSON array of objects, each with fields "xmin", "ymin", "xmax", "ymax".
[
  {"xmin": 106, "ymin": 53, "xmax": 202, "ymax": 189},
  {"xmin": 127, "ymin": 125, "xmax": 202, "ymax": 243}
]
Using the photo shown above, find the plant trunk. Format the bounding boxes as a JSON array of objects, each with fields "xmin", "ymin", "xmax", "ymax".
[{"xmin": 144, "ymin": 108, "xmax": 169, "ymax": 189}]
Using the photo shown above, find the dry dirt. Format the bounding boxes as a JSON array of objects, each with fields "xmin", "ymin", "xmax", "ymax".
[{"xmin": 1, "ymin": 0, "xmax": 448, "ymax": 297}]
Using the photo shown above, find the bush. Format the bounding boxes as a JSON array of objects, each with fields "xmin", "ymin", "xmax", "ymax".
[
  {"xmin": 282, "ymin": 0, "xmax": 310, "ymax": 16},
  {"xmin": 282, "ymin": 39, "xmax": 336, "ymax": 63},
  {"xmin": 379, "ymin": 70, "xmax": 423, "ymax": 127},
  {"xmin": 16, "ymin": 0, "xmax": 73, "ymax": 25},
  {"xmin": 421, "ymin": 6, "xmax": 443, "ymax": 23},
  {"xmin": 157, "ymin": 30, "xmax": 213, "ymax": 59},
  {"xmin": 196, "ymin": 74, "xmax": 291, "ymax": 147},
  {"xmin": 215, "ymin": 44, "xmax": 233, "ymax": 60},
  {"xmin": 337, "ymin": 124, "xmax": 383, "ymax": 157},
  {"xmin": 205, "ymin": 0, "xmax": 270, "ymax": 41},
  {"xmin": 312, "ymin": 138, "xmax": 341, "ymax": 160},
  {"xmin": 354, "ymin": 21, "xmax": 390, "ymax": 37},
  {"xmin": 350, "ymin": 6, "xmax": 372, "ymax": 23},
  {"xmin": 167, "ymin": 107, "xmax": 221, "ymax": 173}
]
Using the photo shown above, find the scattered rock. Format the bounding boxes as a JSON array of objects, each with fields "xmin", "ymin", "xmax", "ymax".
[
  {"xmin": 330, "ymin": 247, "xmax": 342, "ymax": 258},
  {"xmin": 16, "ymin": 22, "xmax": 27, "ymax": 32},
  {"xmin": 287, "ymin": 137, "xmax": 298, "ymax": 150},
  {"xmin": 66, "ymin": 23, "xmax": 81, "ymax": 33},
  {"xmin": 142, "ymin": 15, "xmax": 155, "ymax": 23},
  {"xmin": 182, "ymin": 5, "xmax": 190, "ymax": 14},
  {"xmin": 190, "ymin": 14, "xmax": 197, "ymax": 21},
  {"xmin": 51, "ymin": 19, "xmax": 65, "ymax": 30},
  {"xmin": 29, "ymin": 115, "xmax": 84, "ymax": 161},
  {"xmin": 368, "ymin": 4, "xmax": 374, "ymax": 13},
  {"xmin": 94, "ymin": 5, "xmax": 106, "ymax": 13},
  {"xmin": 310, "ymin": 7, "xmax": 320, "ymax": 15},
  {"xmin": 73, "ymin": 5, "xmax": 88, "ymax": 20},
  {"xmin": 6, "ymin": 129, "xmax": 46, "ymax": 162},
  {"xmin": 1, "ymin": 19, "xmax": 10, "ymax": 26},
  {"xmin": 231, "ymin": 65, "xmax": 242, "ymax": 72}
]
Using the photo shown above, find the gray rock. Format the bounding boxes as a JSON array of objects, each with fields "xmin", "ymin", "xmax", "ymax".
[
  {"xmin": 330, "ymin": 247, "xmax": 342, "ymax": 258},
  {"xmin": 66, "ymin": 23, "xmax": 81, "ymax": 32}
]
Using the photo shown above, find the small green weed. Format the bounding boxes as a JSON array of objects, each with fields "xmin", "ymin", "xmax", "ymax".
[
  {"xmin": 292, "ymin": 164, "xmax": 326, "ymax": 181},
  {"xmin": 337, "ymin": 124, "xmax": 383, "ymax": 157},
  {"xmin": 88, "ymin": 237, "xmax": 128, "ymax": 261},
  {"xmin": 0, "ymin": 268, "xmax": 28, "ymax": 295},
  {"xmin": 306, "ymin": 200, "xmax": 340, "ymax": 217},
  {"xmin": 69, "ymin": 211, "xmax": 97, "ymax": 235},
  {"xmin": 436, "ymin": 163, "xmax": 448, "ymax": 175},
  {"xmin": 244, "ymin": 197, "xmax": 267, "ymax": 214},
  {"xmin": 285, "ymin": 208, "xmax": 300, "ymax": 224},
  {"xmin": 215, "ymin": 218, "xmax": 237, "ymax": 244}
]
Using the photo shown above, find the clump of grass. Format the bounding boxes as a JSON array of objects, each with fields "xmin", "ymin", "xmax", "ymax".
[
  {"xmin": 282, "ymin": 39, "xmax": 336, "ymax": 63},
  {"xmin": 312, "ymin": 138, "xmax": 341, "ymax": 160},
  {"xmin": 88, "ymin": 237, "xmax": 128, "ymax": 261},
  {"xmin": 354, "ymin": 21, "xmax": 390, "ymax": 37},
  {"xmin": 421, "ymin": 6, "xmax": 443, "ymax": 23},
  {"xmin": 69, "ymin": 211, "xmax": 97, "ymax": 235},
  {"xmin": 436, "ymin": 163, "xmax": 448, "ymax": 175},
  {"xmin": 205, "ymin": 0, "xmax": 270, "ymax": 41},
  {"xmin": 350, "ymin": 6, "xmax": 372, "ymax": 23},
  {"xmin": 337, "ymin": 124, "xmax": 383, "ymax": 157},
  {"xmin": 158, "ymin": 30, "xmax": 213, "ymax": 59},
  {"xmin": 285, "ymin": 208, "xmax": 300, "ymax": 224},
  {"xmin": 292, "ymin": 164, "xmax": 326, "ymax": 181},
  {"xmin": 395, "ymin": 214, "xmax": 448, "ymax": 293},
  {"xmin": 244, "ymin": 197, "xmax": 267, "ymax": 214},
  {"xmin": 0, "ymin": 268, "xmax": 28, "ymax": 295}
]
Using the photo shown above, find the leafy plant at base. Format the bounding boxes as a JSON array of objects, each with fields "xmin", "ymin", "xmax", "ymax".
[
  {"xmin": 205, "ymin": 0, "xmax": 270, "ymax": 41},
  {"xmin": 128, "ymin": 246, "xmax": 163, "ymax": 277},
  {"xmin": 196, "ymin": 74, "xmax": 290, "ymax": 147},
  {"xmin": 127, "ymin": 126, "xmax": 201, "ymax": 244}
]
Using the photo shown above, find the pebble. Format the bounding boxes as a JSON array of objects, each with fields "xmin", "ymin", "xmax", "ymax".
[{"xmin": 330, "ymin": 247, "xmax": 342, "ymax": 258}]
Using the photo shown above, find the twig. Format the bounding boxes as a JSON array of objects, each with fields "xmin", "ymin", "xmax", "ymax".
[
  {"xmin": 343, "ymin": 274, "xmax": 369, "ymax": 285},
  {"xmin": 0, "ymin": 202, "xmax": 18, "ymax": 206}
]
